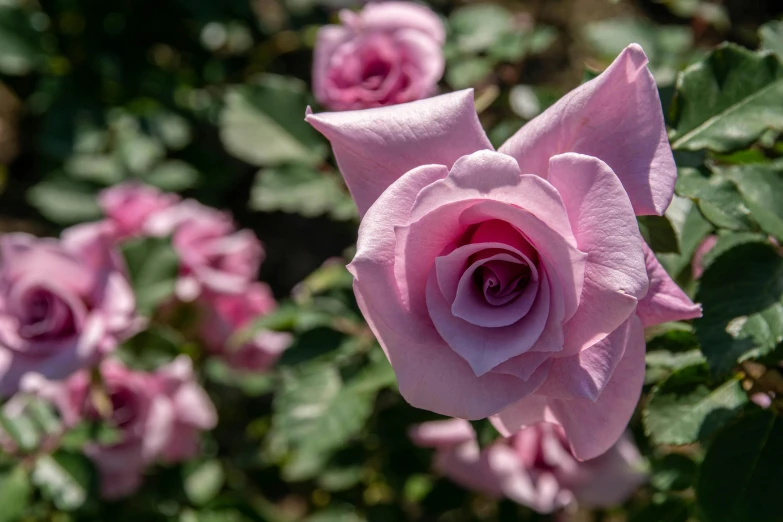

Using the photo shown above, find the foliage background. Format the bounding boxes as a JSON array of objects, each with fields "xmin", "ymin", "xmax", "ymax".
[{"xmin": 0, "ymin": 0, "xmax": 782, "ymax": 520}]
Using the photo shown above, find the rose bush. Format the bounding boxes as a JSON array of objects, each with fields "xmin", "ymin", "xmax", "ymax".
[
  {"xmin": 0, "ymin": 226, "xmax": 138, "ymax": 397},
  {"xmin": 308, "ymin": 44, "xmax": 701, "ymax": 459},
  {"xmin": 313, "ymin": 1, "xmax": 445, "ymax": 111},
  {"xmin": 26, "ymin": 356, "xmax": 216, "ymax": 499},
  {"xmin": 410, "ymin": 419, "xmax": 646, "ymax": 513}
]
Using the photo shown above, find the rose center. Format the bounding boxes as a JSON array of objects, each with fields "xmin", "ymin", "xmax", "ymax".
[
  {"xmin": 18, "ymin": 287, "xmax": 77, "ymax": 341},
  {"xmin": 473, "ymin": 259, "xmax": 531, "ymax": 304}
]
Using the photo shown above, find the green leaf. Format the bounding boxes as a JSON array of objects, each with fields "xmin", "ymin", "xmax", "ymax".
[
  {"xmin": 121, "ymin": 236, "xmax": 180, "ymax": 316},
  {"xmin": 675, "ymin": 168, "xmax": 754, "ymax": 230},
  {"xmin": 699, "ymin": 232, "xmax": 769, "ymax": 273},
  {"xmin": 0, "ymin": 465, "xmax": 31, "ymax": 522},
  {"xmin": 219, "ymin": 76, "xmax": 326, "ymax": 167},
  {"xmin": 645, "ymin": 348, "xmax": 705, "ymax": 385},
  {"xmin": 141, "ymin": 160, "xmax": 200, "ymax": 191},
  {"xmin": 344, "ymin": 351, "xmax": 396, "ymax": 394},
  {"xmin": 670, "ymin": 43, "xmax": 783, "ymax": 152},
  {"xmin": 306, "ymin": 506, "xmax": 365, "ymax": 522},
  {"xmin": 696, "ymin": 409, "xmax": 783, "ymax": 522},
  {"xmin": 695, "ymin": 242, "xmax": 783, "ymax": 374},
  {"xmin": 644, "ymin": 363, "xmax": 747, "ymax": 445},
  {"xmin": 271, "ymin": 364, "xmax": 373, "ymax": 455},
  {"xmin": 639, "ymin": 215, "xmax": 680, "ymax": 254},
  {"xmin": 759, "ymin": 20, "xmax": 783, "ymax": 61},
  {"xmin": 27, "ymin": 178, "xmax": 102, "ymax": 225},
  {"xmin": 629, "ymin": 496, "xmax": 690, "ymax": 522},
  {"xmin": 651, "ymin": 453, "xmax": 698, "ymax": 492},
  {"xmin": 250, "ymin": 165, "xmax": 357, "ymax": 221},
  {"xmin": 0, "ymin": 6, "xmax": 44, "ymax": 75},
  {"xmin": 445, "ymin": 57, "xmax": 492, "ymax": 89},
  {"xmin": 116, "ymin": 133, "xmax": 166, "ymax": 175},
  {"xmin": 64, "ymin": 154, "xmax": 124, "ymax": 185},
  {"xmin": 316, "ymin": 466, "xmax": 363, "ymax": 492},
  {"xmin": 0, "ymin": 409, "xmax": 40, "ymax": 453},
  {"xmin": 448, "ymin": 4, "xmax": 512, "ymax": 53},
  {"xmin": 32, "ymin": 451, "xmax": 91, "ymax": 511},
  {"xmin": 717, "ymin": 162, "xmax": 783, "ymax": 241},
  {"xmin": 184, "ymin": 460, "xmax": 224, "ymax": 507}
]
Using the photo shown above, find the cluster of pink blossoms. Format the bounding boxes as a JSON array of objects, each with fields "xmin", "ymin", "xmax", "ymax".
[{"xmin": 0, "ymin": 182, "xmax": 290, "ymax": 498}]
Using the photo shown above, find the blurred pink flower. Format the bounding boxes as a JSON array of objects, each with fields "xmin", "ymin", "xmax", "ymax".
[
  {"xmin": 0, "ymin": 225, "xmax": 138, "ymax": 397},
  {"xmin": 98, "ymin": 182, "xmax": 180, "ymax": 240},
  {"xmin": 692, "ymin": 234, "xmax": 718, "ymax": 280},
  {"xmin": 147, "ymin": 199, "xmax": 264, "ymax": 301},
  {"xmin": 26, "ymin": 356, "xmax": 216, "ymax": 499},
  {"xmin": 410, "ymin": 419, "xmax": 646, "ymax": 513},
  {"xmin": 313, "ymin": 1, "xmax": 445, "ymax": 111},
  {"xmin": 201, "ymin": 282, "xmax": 292, "ymax": 372},
  {"xmin": 308, "ymin": 44, "xmax": 700, "ymax": 459}
]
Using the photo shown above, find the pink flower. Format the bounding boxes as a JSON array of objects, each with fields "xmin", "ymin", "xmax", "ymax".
[
  {"xmin": 313, "ymin": 1, "xmax": 445, "ymax": 111},
  {"xmin": 200, "ymin": 283, "xmax": 292, "ymax": 372},
  {"xmin": 410, "ymin": 419, "xmax": 646, "ymax": 513},
  {"xmin": 147, "ymin": 200, "xmax": 264, "ymax": 301},
  {"xmin": 307, "ymin": 44, "xmax": 701, "ymax": 459},
  {"xmin": 0, "ymin": 225, "xmax": 137, "ymax": 397},
  {"xmin": 692, "ymin": 234, "xmax": 718, "ymax": 280},
  {"xmin": 26, "ymin": 356, "xmax": 216, "ymax": 499},
  {"xmin": 98, "ymin": 182, "xmax": 180, "ymax": 239}
]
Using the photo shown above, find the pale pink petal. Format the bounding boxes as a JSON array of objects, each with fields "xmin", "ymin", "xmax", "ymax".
[
  {"xmin": 535, "ymin": 316, "xmax": 632, "ymax": 401},
  {"xmin": 408, "ymin": 418, "xmax": 475, "ymax": 448},
  {"xmin": 692, "ymin": 234, "xmax": 718, "ymax": 279},
  {"xmin": 434, "ymin": 439, "xmax": 505, "ymax": 498},
  {"xmin": 571, "ymin": 432, "xmax": 647, "ymax": 507},
  {"xmin": 636, "ymin": 242, "xmax": 702, "ymax": 327},
  {"xmin": 312, "ymin": 25, "xmax": 353, "ymax": 106},
  {"xmin": 394, "ymin": 28, "xmax": 445, "ymax": 95},
  {"xmin": 548, "ymin": 153, "xmax": 647, "ymax": 357},
  {"xmin": 306, "ymin": 90, "xmax": 492, "ymax": 215},
  {"xmin": 354, "ymin": 2, "xmax": 445, "ymax": 43},
  {"xmin": 499, "ymin": 44, "xmax": 676, "ymax": 216},
  {"xmin": 492, "ymin": 316, "xmax": 645, "ymax": 461}
]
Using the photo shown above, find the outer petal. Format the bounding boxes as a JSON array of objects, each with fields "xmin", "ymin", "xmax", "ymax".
[
  {"xmin": 394, "ymin": 28, "xmax": 445, "ymax": 94},
  {"xmin": 351, "ymin": 2, "xmax": 446, "ymax": 43},
  {"xmin": 350, "ymin": 166, "xmax": 550, "ymax": 418},
  {"xmin": 307, "ymin": 90, "xmax": 492, "ymax": 215},
  {"xmin": 499, "ymin": 44, "xmax": 676, "ymax": 216},
  {"xmin": 548, "ymin": 153, "xmax": 647, "ymax": 356},
  {"xmin": 492, "ymin": 316, "xmax": 646, "ymax": 460},
  {"xmin": 535, "ymin": 316, "xmax": 632, "ymax": 401},
  {"xmin": 408, "ymin": 418, "xmax": 475, "ymax": 448},
  {"xmin": 312, "ymin": 25, "xmax": 353, "ymax": 106},
  {"xmin": 636, "ymin": 242, "xmax": 702, "ymax": 327}
]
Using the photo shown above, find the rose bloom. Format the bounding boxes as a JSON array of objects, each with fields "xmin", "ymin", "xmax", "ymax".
[
  {"xmin": 98, "ymin": 182, "xmax": 180, "ymax": 240},
  {"xmin": 307, "ymin": 44, "xmax": 701, "ymax": 459},
  {"xmin": 410, "ymin": 419, "xmax": 646, "ymax": 513},
  {"xmin": 200, "ymin": 282, "xmax": 293, "ymax": 372},
  {"xmin": 26, "ymin": 356, "xmax": 216, "ymax": 499},
  {"xmin": 313, "ymin": 1, "xmax": 445, "ymax": 111},
  {"xmin": 146, "ymin": 199, "xmax": 265, "ymax": 301},
  {"xmin": 0, "ymin": 224, "xmax": 138, "ymax": 397}
]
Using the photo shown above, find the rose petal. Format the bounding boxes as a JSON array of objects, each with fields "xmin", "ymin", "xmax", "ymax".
[
  {"xmin": 499, "ymin": 44, "xmax": 676, "ymax": 216},
  {"xmin": 408, "ymin": 418, "xmax": 475, "ymax": 448},
  {"xmin": 352, "ymin": 1, "xmax": 446, "ymax": 43},
  {"xmin": 307, "ymin": 90, "xmax": 492, "ymax": 215},
  {"xmin": 491, "ymin": 316, "xmax": 645, "ymax": 460},
  {"xmin": 535, "ymin": 316, "xmax": 632, "ymax": 401},
  {"xmin": 313, "ymin": 25, "xmax": 354, "ymax": 106},
  {"xmin": 548, "ymin": 153, "xmax": 647, "ymax": 357},
  {"xmin": 636, "ymin": 242, "xmax": 702, "ymax": 327}
]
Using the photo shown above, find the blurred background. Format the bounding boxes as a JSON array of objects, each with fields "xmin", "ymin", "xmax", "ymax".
[{"xmin": 0, "ymin": 0, "xmax": 781, "ymax": 521}]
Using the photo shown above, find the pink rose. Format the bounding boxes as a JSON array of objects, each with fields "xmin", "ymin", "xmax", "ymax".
[
  {"xmin": 26, "ymin": 356, "xmax": 216, "ymax": 499},
  {"xmin": 410, "ymin": 419, "xmax": 646, "ymax": 513},
  {"xmin": 98, "ymin": 182, "xmax": 180, "ymax": 239},
  {"xmin": 147, "ymin": 200, "xmax": 264, "ymax": 301},
  {"xmin": 0, "ymin": 225, "xmax": 137, "ymax": 397},
  {"xmin": 308, "ymin": 44, "xmax": 701, "ymax": 459},
  {"xmin": 201, "ymin": 283, "xmax": 292, "ymax": 372},
  {"xmin": 313, "ymin": 1, "xmax": 445, "ymax": 111}
]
